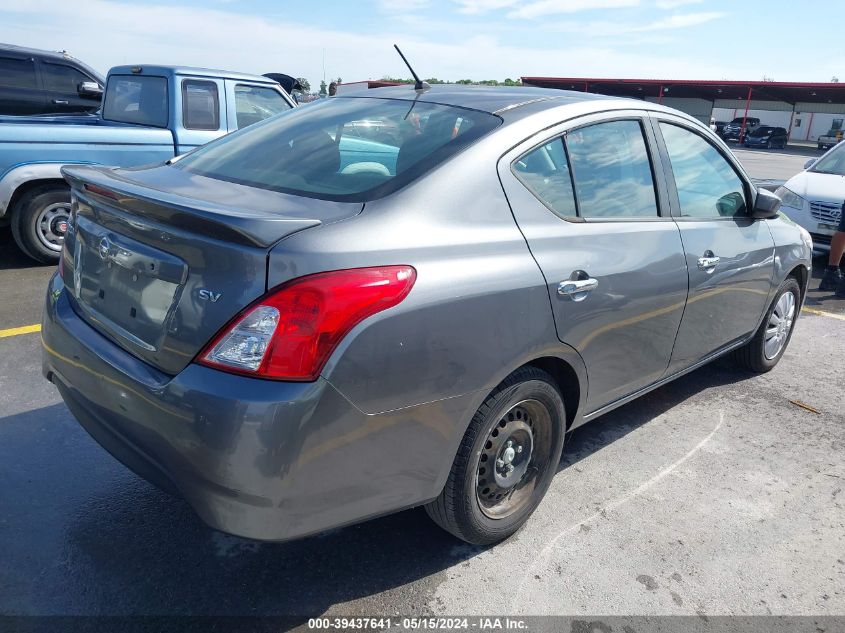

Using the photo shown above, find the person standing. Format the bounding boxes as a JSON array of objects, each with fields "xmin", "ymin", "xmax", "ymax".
[{"xmin": 819, "ymin": 199, "xmax": 845, "ymax": 296}]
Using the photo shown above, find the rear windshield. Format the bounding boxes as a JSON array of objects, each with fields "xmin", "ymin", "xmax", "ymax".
[
  {"xmin": 754, "ymin": 127, "xmax": 775, "ymax": 135},
  {"xmin": 173, "ymin": 96, "xmax": 502, "ymax": 201},
  {"xmin": 102, "ymin": 75, "xmax": 168, "ymax": 127}
]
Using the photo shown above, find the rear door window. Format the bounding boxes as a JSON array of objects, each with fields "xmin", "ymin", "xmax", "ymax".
[
  {"xmin": 0, "ymin": 56, "xmax": 37, "ymax": 88},
  {"xmin": 102, "ymin": 75, "xmax": 168, "ymax": 127},
  {"xmin": 234, "ymin": 84, "xmax": 292, "ymax": 128},
  {"xmin": 565, "ymin": 120, "xmax": 659, "ymax": 218},
  {"xmin": 182, "ymin": 79, "xmax": 219, "ymax": 130}
]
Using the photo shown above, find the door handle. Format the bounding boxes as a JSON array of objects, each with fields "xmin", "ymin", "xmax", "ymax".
[
  {"xmin": 52, "ymin": 99, "xmax": 69, "ymax": 105},
  {"xmin": 697, "ymin": 252, "xmax": 720, "ymax": 272},
  {"xmin": 558, "ymin": 277, "xmax": 599, "ymax": 301}
]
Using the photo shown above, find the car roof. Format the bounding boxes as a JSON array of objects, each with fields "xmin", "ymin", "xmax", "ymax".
[
  {"xmin": 108, "ymin": 65, "xmax": 279, "ymax": 85},
  {"xmin": 340, "ymin": 84, "xmax": 613, "ymax": 114},
  {"xmin": 0, "ymin": 42, "xmax": 104, "ymax": 83},
  {"xmin": 1, "ymin": 42, "xmax": 76, "ymax": 61}
]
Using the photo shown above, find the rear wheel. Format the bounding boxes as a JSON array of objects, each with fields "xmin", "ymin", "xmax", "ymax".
[
  {"xmin": 11, "ymin": 185, "xmax": 71, "ymax": 264},
  {"xmin": 425, "ymin": 366, "xmax": 565, "ymax": 545},
  {"xmin": 732, "ymin": 277, "xmax": 800, "ymax": 373}
]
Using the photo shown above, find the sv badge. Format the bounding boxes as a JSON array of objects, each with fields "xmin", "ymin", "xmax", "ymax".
[{"xmin": 198, "ymin": 289, "xmax": 222, "ymax": 303}]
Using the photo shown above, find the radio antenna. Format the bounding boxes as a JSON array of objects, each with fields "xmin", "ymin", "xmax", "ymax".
[{"xmin": 394, "ymin": 44, "xmax": 429, "ymax": 91}]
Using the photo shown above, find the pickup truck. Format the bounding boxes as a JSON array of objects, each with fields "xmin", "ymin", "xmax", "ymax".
[
  {"xmin": 0, "ymin": 65, "xmax": 295, "ymax": 263},
  {"xmin": 818, "ymin": 128, "xmax": 844, "ymax": 151}
]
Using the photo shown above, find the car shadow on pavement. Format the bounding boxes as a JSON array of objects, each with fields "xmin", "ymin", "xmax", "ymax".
[
  {"xmin": 0, "ymin": 228, "xmax": 42, "ymax": 270},
  {"xmin": 2, "ymin": 362, "xmax": 756, "ymax": 620},
  {"xmin": 558, "ymin": 359, "xmax": 755, "ymax": 473}
]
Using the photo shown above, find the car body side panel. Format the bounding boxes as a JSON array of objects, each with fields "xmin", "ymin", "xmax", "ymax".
[
  {"xmin": 497, "ymin": 111, "xmax": 689, "ymax": 413},
  {"xmin": 267, "ymin": 137, "xmax": 571, "ymax": 416},
  {"xmin": 767, "ymin": 215, "xmax": 813, "ymax": 298},
  {"xmin": 647, "ymin": 113, "xmax": 777, "ymax": 373}
]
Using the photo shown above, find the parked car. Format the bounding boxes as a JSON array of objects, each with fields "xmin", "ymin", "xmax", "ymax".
[
  {"xmin": 743, "ymin": 126, "xmax": 788, "ymax": 149},
  {"xmin": 0, "ymin": 64, "xmax": 295, "ymax": 263},
  {"xmin": 0, "ymin": 43, "xmax": 104, "ymax": 116},
  {"xmin": 721, "ymin": 116, "xmax": 761, "ymax": 141},
  {"xmin": 817, "ymin": 127, "xmax": 843, "ymax": 151},
  {"xmin": 42, "ymin": 86, "xmax": 811, "ymax": 546},
  {"xmin": 776, "ymin": 141, "xmax": 845, "ymax": 253}
]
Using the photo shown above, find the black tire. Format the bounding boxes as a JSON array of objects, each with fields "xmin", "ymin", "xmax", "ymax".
[
  {"xmin": 425, "ymin": 366, "xmax": 566, "ymax": 545},
  {"xmin": 732, "ymin": 277, "xmax": 801, "ymax": 373},
  {"xmin": 11, "ymin": 184, "xmax": 71, "ymax": 264}
]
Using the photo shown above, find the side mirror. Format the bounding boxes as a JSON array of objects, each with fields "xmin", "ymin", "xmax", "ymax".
[
  {"xmin": 804, "ymin": 158, "xmax": 816, "ymax": 170},
  {"xmin": 752, "ymin": 188, "xmax": 781, "ymax": 219},
  {"xmin": 78, "ymin": 81, "xmax": 103, "ymax": 99}
]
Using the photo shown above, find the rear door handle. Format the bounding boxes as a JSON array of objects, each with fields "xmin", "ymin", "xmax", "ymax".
[
  {"xmin": 697, "ymin": 252, "xmax": 720, "ymax": 272},
  {"xmin": 52, "ymin": 99, "xmax": 69, "ymax": 105},
  {"xmin": 558, "ymin": 277, "xmax": 599, "ymax": 301}
]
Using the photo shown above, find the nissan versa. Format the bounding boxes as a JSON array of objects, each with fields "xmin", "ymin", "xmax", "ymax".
[{"xmin": 42, "ymin": 86, "xmax": 812, "ymax": 546}]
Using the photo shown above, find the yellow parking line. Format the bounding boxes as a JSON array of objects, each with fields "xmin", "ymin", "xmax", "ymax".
[
  {"xmin": 0, "ymin": 324, "xmax": 41, "ymax": 338},
  {"xmin": 802, "ymin": 306, "xmax": 845, "ymax": 321}
]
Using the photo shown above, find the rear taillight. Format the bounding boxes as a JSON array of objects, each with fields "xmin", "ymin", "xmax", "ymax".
[{"xmin": 198, "ymin": 266, "xmax": 416, "ymax": 381}]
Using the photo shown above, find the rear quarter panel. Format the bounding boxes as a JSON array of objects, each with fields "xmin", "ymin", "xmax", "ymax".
[{"xmin": 267, "ymin": 131, "xmax": 581, "ymax": 417}]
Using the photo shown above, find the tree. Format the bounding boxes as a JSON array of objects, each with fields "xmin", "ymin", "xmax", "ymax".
[
  {"xmin": 296, "ymin": 77, "xmax": 311, "ymax": 93},
  {"xmin": 832, "ymin": 76, "xmax": 840, "ymax": 83},
  {"xmin": 319, "ymin": 80, "xmax": 327, "ymax": 96}
]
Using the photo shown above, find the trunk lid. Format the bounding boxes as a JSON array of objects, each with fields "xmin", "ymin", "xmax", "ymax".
[{"xmin": 61, "ymin": 164, "xmax": 362, "ymax": 375}]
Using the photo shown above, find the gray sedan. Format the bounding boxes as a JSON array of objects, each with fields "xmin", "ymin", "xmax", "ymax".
[{"xmin": 42, "ymin": 85, "xmax": 812, "ymax": 546}]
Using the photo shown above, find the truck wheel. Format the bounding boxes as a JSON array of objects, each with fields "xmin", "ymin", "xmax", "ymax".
[
  {"xmin": 425, "ymin": 366, "xmax": 566, "ymax": 545},
  {"xmin": 732, "ymin": 278, "xmax": 800, "ymax": 373},
  {"xmin": 11, "ymin": 185, "xmax": 71, "ymax": 264}
]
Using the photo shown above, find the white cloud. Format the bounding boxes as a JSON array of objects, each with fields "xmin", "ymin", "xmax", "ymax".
[
  {"xmin": 452, "ymin": 0, "xmax": 521, "ymax": 14},
  {"xmin": 377, "ymin": 0, "xmax": 430, "ymax": 12},
  {"xmin": 643, "ymin": 11, "xmax": 723, "ymax": 29},
  {"xmin": 453, "ymin": 0, "xmax": 641, "ymax": 16},
  {"xmin": 655, "ymin": 0, "xmax": 703, "ymax": 8},
  {"xmin": 548, "ymin": 11, "xmax": 724, "ymax": 35},
  {"xmin": 508, "ymin": 0, "xmax": 640, "ymax": 19}
]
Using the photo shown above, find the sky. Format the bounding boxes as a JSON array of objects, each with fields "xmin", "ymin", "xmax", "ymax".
[{"xmin": 0, "ymin": 0, "xmax": 841, "ymax": 89}]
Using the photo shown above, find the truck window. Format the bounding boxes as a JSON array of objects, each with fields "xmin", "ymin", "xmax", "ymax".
[
  {"xmin": 0, "ymin": 56, "xmax": 37, "ymax": 89},
  {"xmin": 102, "ymin": 75, "xmax": 168, "ymax": 128},
  {"xmin": 234, "ymin": 84, "xmax": 291, "ymax": 129},
  {"xmin": 41, "ymin": 62, "xmax": 93, "ymax": 92},
  {"xmin": 182, "ymin": 79, "xmax": 219, "ymax": 131}
]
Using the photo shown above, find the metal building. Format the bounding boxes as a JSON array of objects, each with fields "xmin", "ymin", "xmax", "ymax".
[{"xmin": 521, "ymin": 77, "xmax": 845, "ymax": 146}]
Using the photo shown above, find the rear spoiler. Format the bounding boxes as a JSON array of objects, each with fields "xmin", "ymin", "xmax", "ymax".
[{"xmin": 61, "ymin": 165, "xmax": 321, "ymax": 248}]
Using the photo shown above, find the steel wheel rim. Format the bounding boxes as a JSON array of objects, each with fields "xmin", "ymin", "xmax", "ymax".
[
  {"xmin": 35, "ymin": 202, "xmax": 71, "ymax": 252},
  {"xmin": 764, "ymin": 290, "xmax": 796, "ymax": 360},
  {"xmin": 476, "ymin": 399, "xmax": 553, "ymax": 520}
]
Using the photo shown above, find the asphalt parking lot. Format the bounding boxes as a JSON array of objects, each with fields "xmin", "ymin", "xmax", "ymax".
[{"xmin": 1, "ymin": 146, "xmax": 843, "ymax": 624}]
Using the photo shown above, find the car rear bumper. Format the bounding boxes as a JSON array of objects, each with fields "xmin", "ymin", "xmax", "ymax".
[{"xmin": 42, "ymin": 273, "xmax": 464, "ymax": 541}]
